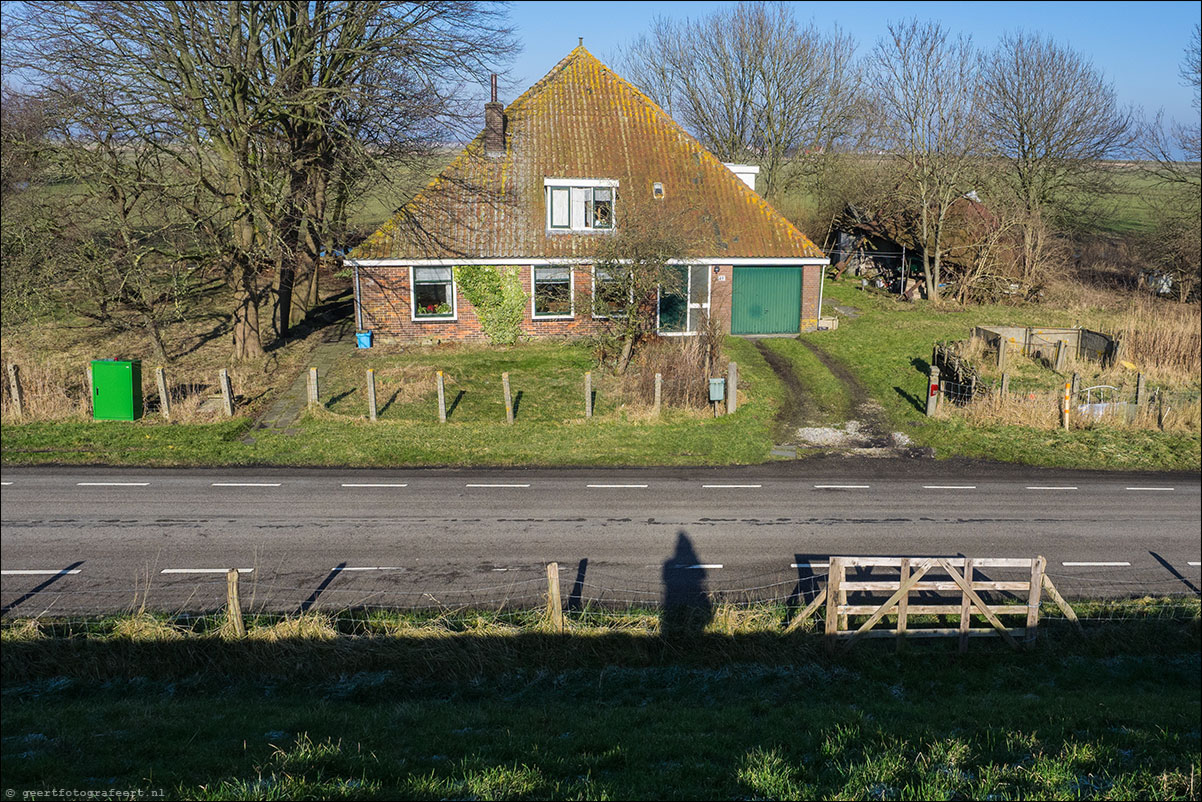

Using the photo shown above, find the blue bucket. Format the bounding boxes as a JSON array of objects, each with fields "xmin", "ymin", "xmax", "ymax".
[{"xmin": 356, "ymin": 331, "xmax": 373, "ymax": 349}]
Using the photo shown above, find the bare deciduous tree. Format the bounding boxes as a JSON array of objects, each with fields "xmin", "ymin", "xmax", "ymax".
[
  {"xmin": 866, "ymin": 20, "xmax": 980, "ymax": 302},
  {"xmin": 10, "ymin": 2, "xmax": 514, "ymax": 360},
  {"xmin": 621, "ymin": 1, "xmax": 861, "ymax": 199},
  {"xmin": 979, "ymin": 31, "xmax": 1136, "ymax": 279}
]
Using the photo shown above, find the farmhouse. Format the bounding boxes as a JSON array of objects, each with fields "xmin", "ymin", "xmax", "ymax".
[{"xmin": 348, "ymin": 45, "xmax": 828, "ymax": 342}]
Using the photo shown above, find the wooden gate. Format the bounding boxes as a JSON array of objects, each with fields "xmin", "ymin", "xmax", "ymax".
[{"xmin": 786, "ymin": 556, "xmax": 1079, "ymax": 650}]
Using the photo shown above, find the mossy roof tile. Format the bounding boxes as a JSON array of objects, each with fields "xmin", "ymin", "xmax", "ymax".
[{"xmin": 355, "ymin": 47, "xmax": 824, "ymax": 261}]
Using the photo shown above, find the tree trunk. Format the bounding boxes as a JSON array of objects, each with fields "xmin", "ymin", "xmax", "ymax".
[{"xmin": 231, "ymin": 279, "xmax": 265, "ymax": 361}]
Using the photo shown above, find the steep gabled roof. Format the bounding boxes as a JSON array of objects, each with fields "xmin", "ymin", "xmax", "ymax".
[{"xmin": 354, "ymin": 46, "xmax": 824, "ymax": 261}]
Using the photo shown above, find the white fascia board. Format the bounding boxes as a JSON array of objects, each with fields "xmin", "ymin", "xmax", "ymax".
[
  {"xmin": 348, "ymin": 256, "xmax": 829, "ymax": 267},
  {"xmin": 543, "ymin": 177, "xmax": 619, "ymax": 188}
]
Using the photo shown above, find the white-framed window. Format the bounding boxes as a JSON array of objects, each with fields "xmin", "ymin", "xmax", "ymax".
[
  {"xmin": 411, "ymin": 266, "xmax": 456, "ymax": 320},
  {"xmin": 591, "ymin": 265, "xmax": 632, "ymax": 318},
  {"xmin": 657, "ymin": 264, "xmax": 711, "ymax": 335},
  {"xmin": 545, "ymin": 178, "xmax": 617, "ymax": 231},
  {"xmin": 532, "ymin": 265, "xmax": 574, "ymax": 319}
]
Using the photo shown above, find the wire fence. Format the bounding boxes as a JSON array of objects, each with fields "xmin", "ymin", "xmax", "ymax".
[{"xmin": 2, "ymin": 561, "xmax": 1197, "ymax": 637}]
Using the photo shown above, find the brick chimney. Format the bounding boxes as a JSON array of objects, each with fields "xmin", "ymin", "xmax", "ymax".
[{"xmin": 484, "ymin": 74, "xmax": 505, "ymax": 158}]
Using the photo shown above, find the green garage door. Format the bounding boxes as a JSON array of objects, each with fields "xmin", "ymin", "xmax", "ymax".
[{"xmin": 731, "ymin": 267, "xmax": 801, "ymax": 334}]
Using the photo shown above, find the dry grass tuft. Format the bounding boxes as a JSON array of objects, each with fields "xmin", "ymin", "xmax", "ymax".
[
  {"xmin": 624, "ymin": 314, "xmax": 724, "ymax": 409},
  {"xmin": 1, "ymin": 619, "xmax": 45, "ymax": 642},
  {"xmin": 248, "ymin": 612, "xmax": 339, "ymax": 641},
  {"xmin": 111, "ymin": 613, "xmax": 184, "ymax": 641}
]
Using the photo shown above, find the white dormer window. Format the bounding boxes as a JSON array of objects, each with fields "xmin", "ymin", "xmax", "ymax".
[{"xmin": 545, "ymin": 178, "xmax": 617, "ymax": 231}]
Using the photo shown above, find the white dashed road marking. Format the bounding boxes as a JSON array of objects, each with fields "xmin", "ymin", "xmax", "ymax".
[
  {"xmin": 923, "ymin": 485, "xmax": 976, "ymax": 490},
  {"xmin": 0, "ymin": 481, "xmax": 12, "ymax": 486},
  {"xmin": 791, "ymin": 562, "xmax": 830, "ymax": 569},
  {"xmin": 1, "ymin": 569, "xmax": 82, "ymax": 576},
  {"xmin": 335, "ymin": 566, "xmax": 405, "ymax": 571},
  {"xmin": 677, "ymin": 564, "xmax": 722, "ymax": 569},
  {"xmin": 160, "ymin": 568, "xmax": 254, "ymax": 574},
  {"xmin": 587, "ymin": 484, "xmax": 648, "ymax": 488},
  {"xmin": 465, "ymin": 483, "xmax": 531, "ymax": 488},
  {"xmin": 1189, "ymin": 562, "xmax": 1201, "ymax": 567},
  {"xmin": 814, "ymin": 484, "xmax": 870, "ymax": 489},
  {"xmin": 1062, "ymin": 561, "xmax": 1131, "ymax": 567},
  {"xmin": 1027, "ymin": 486, "xmax": 1078, "ymax": 490},
  {"xmin": 1126, "ymin": 487, "xmax": 1175, "ymax": 491},
  {"xmin": 341, "ymin": 483, "xmax": 409, "ymax": 488},
  {"xmin": 703, "ymin": 484, "xmax": 763, "ymax": 488},
  {"xmin": 77, "ymin": 482, "xmax": 150, "ymax": 486},
  {"xmin": 211, "ymin": 482, "xmax": 281, "ymax": 487}
]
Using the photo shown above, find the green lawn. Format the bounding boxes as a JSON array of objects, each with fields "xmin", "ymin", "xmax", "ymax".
[
  {"xmin": 2, "ymin": 606, "xmax": 1198, "ymax": 801},
  {"xmin": 807, "ymin": 282, "xmax": 1201, "ymax": 471},
  {"xmin": 0, "ymin": 339, "xmax": 783, "ymax": 467}
]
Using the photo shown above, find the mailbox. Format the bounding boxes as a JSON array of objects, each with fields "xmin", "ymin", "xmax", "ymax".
[{"xmin": 708, "ymin": 377, "xmax": 726, "ymax": 402}]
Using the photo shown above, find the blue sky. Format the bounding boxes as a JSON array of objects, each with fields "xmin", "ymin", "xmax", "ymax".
[{"xmin": 504, "ymin": 0, "xmax": 1201, "ymax": 124}]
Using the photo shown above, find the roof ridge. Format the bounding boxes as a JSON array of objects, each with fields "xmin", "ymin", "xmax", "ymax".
[{"xmin": 506, "ymin": 46, "xmax": 817, "ymax": 251}]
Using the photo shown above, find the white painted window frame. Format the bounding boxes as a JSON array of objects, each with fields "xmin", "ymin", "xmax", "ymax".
[
  {"xmin": 656, "ymin": 264, "xmax": 711, "ymax": 337},
  {"xmin": 544, "ymin": 178, "xmax": 619, "ymax": 233},
  {"xmin": 409, "ymin": 265, "xmax": 458, "ymax": 322},
  {"xmin": 531, "ymin": 264, "xmax": 575, "ymax": 320},
  {"xmin": 590, "ymin": 264, "xmax": 632, "ymax": 319}
]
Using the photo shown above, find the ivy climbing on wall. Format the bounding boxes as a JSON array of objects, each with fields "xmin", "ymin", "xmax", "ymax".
[{"xmin": 455, "ymin": 265, "xmax": 528, "ymax": 344}]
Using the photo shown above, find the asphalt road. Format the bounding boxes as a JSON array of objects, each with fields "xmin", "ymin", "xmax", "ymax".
[{"xmin": 2, "ymin": 459, "xmax": 1199, "ymax": 615}]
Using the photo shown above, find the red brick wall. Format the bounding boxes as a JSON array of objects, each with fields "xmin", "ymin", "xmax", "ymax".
[
  {"xmin": 709, "ymin": 264, "xmax": 733, "ymax": 333},
  {"xmin": 801, "ymin": 264, "xmax": 823, "ymax": 332},
  {"xmin": 355, "ymin": 262, "xmax": 822, "ymax": 342},
  {"xmin": 357, "ymin": 265, "xmax": 612, "ymax": 344}
]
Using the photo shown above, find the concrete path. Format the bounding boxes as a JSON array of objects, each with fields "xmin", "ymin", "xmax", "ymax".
[{"xmin": 250, "ymin": 325, "xmax": 354, "ymax": 435}]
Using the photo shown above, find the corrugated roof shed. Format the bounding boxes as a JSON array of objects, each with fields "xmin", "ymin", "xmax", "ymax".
[{"xmin": 354, "ymin": 46, "xmax": 824, "ymax": 261}]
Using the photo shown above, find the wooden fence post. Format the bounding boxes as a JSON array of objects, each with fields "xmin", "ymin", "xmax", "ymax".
[
  {"xmin": 366, "ymin": 369, "xmax": 377, "ymax": 421},
  {"xmin": 726, "ymin": 361, "xmax": 738, "ymax": 414},
  {"xmin": 958, "ymin": 557, "xmax": 975, "ymax": 653},
  {"xmin": 307, "ymin": 367, "xmax": 319, "ymax": 407},
  {"xmin": 546, "ymin": 561, "xmax": 564, "ymax": 632},
  {"xmin": 654, "ymin": 373, "xmax": 662, "ymax": 415},
  {"xmin": 584, "ymin": 371, "xmax": 593, "ymax": 418},
  {"xmin": 997, "ymin": 338, "xmax": 1008, "ymax": 371},
  {"xmin": 896, "ymin": 558, "xmax": 910, "ymax": 652},
  {"xmin": 219, "ymin": 369, "xmax": 235, "ymax": 417},
  {"xmin": 226, "ymin": 568, "xmax": 246, "ymax": 638},
  {"xmin": 999, "ymin": 372, "xmax": 1009, "ymax": 395},
  {"xmin": 824, "ymin": 558, "xmax": 843, "ymax": 652},
  {"xmin": 925, "ymin": 366, "xmax": 941, "ymax": 416},
  {"xmin": 155, "ymin": 366, "xmax": 171, "ymax": 420},
  {"xmin": 1135, "ymin": 373, "xmax": 1145, "ymax": 407},
  {"xmin": 1060, "ymin": 379, "xmax": 1071, "ymax": 431},
  {"xmin": 1053, "ymin": 340, "xmax": 1067, "ymax": 372},
  {"xmin": 436, "ymin": 371, "xmax": 447, "ymax": 422},
  {"xmin": 6, "ymin": 363, "xmax": 24, "ymax": 417},
  {"xmin": 1026, "ymin": 556, "xmax": 1046, "ymax": 646},
  {"xmin": 1071, "ymin": 372, "xmax": 1080, "ymax": 401},
  {"xmin": 502, "ymin": 372, "xmax": 514, "ymax": 424}
]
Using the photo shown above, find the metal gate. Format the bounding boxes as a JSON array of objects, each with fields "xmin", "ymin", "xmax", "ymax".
[{"xmin": 731, "ymin": 267, "xmax": 801, "ymax": 335}]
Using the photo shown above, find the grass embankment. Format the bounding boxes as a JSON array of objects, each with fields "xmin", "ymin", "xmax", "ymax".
[
  {"xmin": 810, "ymin": 281, "xmax": 1201, "ymax": 471},
  {"xmin": 2, "ymin": 605, "xmax": 1199, "ymax": 800},
  {"xmin": 0, "ymin": 339, "xmax": 783, "ymax": 467}
]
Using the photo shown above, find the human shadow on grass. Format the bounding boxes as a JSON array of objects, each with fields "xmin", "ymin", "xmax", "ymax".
[
  {"xmin": 512, "ymin": 391, "xmax": 523, "ymax": 421},
  {"xmin": 661, "ymin": 532, "xmax": 713, "ymax": 637}
]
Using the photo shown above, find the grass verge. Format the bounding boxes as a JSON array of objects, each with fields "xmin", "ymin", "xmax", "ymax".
[
  {"xmin": 0, "ymin": 339, "xmax": 782, "ymax": 467},
  {"xmin": 809, "ymin": 282, "xmax": 1201, "ymax": 471},
  {"xmin": 2, "ymin": 603, "xmax": 1199, "ymax": 800}
]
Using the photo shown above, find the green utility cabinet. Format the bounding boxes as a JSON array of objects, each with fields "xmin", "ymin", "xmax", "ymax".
[{"xmin": 91, "ymin": 359, "xmax": 143, "ymax": 421}]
